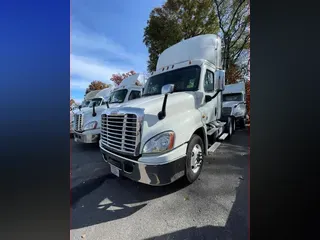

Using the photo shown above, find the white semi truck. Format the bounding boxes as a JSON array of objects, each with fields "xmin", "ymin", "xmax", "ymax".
[
  {"xmin": 222, "ymin": 82, "xmax": 247, "ymax": 130},
  {"xmin": 99, "ymin": 34, "xmax": 235, "ymax": 186},
  {"xmin": 73, "ymin": 74, "xmax": 145, "ymax": 144},
  {"xmin": 70, "ymin": 90, "xmax": 103, "ymax": 134}
]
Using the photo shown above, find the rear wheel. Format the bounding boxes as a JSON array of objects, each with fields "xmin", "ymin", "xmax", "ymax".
[
  {"xmin": 239, "ymin": 117, "xmax": 245, "ymax": 129},
  {"xmin": 232, "ymin": 117, "xmax": 236, "ymax": 133},
  {"xmin": 224, "ymin": 117, "xmax": 233, "ymax": 139},
  {"xmin": 184, "ymin": 134, "xmax": 204, "ymax": 184}
]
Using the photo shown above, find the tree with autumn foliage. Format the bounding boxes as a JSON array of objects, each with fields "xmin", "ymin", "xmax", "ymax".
[
  {"xmin": 225, "ymin": 63, "xmax": 244, "ymax": 84},
  {"xmin": 245, "ymin": 80, "xmax": 250, "ymax": 121},
  {"xmin": 70, "ymin": 99, "xmax": 75, "ymax": 106},
  {"xmin": 85, "ymin": 80, "xmax": 111, "ymax": 94},
  {"xmin": 110, "ymin": 70, "xmax": 136, "ymax": 86}
]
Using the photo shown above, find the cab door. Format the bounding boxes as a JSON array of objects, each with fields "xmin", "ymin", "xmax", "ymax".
[{"xmin": 198, "ymin": 65, "xmax": 219, "ymax": 125}]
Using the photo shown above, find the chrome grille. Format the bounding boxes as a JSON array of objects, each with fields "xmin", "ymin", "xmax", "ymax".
[
  {"xmin": 101, "ymin": 113, "xmax": 139, "ymax": 155},
  {"xmin": 74, "ymin": 113, "xmax": 84, "ymax": 131},
  {"xmin": 222, "ymin": 107, "xmax": 232, "ymax": 116}
]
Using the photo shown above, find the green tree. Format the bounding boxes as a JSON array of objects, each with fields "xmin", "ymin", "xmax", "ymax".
[{"xmin": 144, "ymin": 0, "xmax": 220, "ymax": 72}]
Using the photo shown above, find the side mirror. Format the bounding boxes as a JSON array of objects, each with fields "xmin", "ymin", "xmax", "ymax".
[
  {"xmin": 214, "ymin": 70, "xmax": 225, "ymax": 91},
  {"xmin": 161, "ymin": 84, "xmax": 174, "ymax": 95}
]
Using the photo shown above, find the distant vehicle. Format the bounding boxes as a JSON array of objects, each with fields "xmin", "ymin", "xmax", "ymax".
[
  {"xmin": 99, "ymin": 34, "xmax": 236, "ymax": 186},
  {"xmin": 70, "ymin": 90, "xmax": 102, "ymax": 134},
  {"xmin": 222, "ymin": 82, "xmax": 247, "ymax": 130},
  {"xmin": 73, "ymin": 74, "xmax": 145, "ymax": 144}
]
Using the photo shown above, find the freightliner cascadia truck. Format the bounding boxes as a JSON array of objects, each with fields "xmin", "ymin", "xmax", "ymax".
[{"xmin": 99, "ymin": 34, "xmax": 235, "ymax": 186}]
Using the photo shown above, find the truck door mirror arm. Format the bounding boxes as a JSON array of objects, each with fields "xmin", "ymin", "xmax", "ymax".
[
  {"xmin": 205, "ymin": 90, "xmax": 222, "ymax": 103},
  {"xmin": 92, "ymin": 102, "xmax": 97, "ymax": 117},
  {"xmin": 205, "ymin": 95, "xmax": 212, "ymax": 103},
  {"xmin": 158, "ymin": 84, "xmax": 174, "ymax": 120}
]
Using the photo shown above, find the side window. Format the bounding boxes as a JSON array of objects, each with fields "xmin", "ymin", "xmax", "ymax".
[
  {"xmin": 128, "ymin": 90, "xmax": 141, "ymax": 100},
  {"xmin": 204, "ymin": 70, "xmax": 214, "ymax": 92}
]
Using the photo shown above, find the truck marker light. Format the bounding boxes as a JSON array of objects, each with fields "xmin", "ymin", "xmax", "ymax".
[
  {"xmin": 168, "ymin": 132, "xmax": 175, "ymax": 150},
  {"xmin": 166, "ymin": 66, "xmax": 169, "ymax": 70}
]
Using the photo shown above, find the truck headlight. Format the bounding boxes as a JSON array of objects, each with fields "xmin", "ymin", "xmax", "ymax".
[
  {"xmin": 83, "ymin": 121, "xmax": 98, "ymax": 131},
  {"xmin": 143, "ymin": 131, "xmax": 175, "ymax": 154}
]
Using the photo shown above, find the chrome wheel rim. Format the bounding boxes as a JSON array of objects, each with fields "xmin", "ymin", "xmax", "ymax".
[{"xmin": 191, "ymin": 144, "xmax": 202, "ymax": 173}]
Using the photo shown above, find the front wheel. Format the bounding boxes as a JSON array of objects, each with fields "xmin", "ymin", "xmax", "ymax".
[{"xmin": 184, "ymin": 134, "xmax": 204, "ymax": 184}]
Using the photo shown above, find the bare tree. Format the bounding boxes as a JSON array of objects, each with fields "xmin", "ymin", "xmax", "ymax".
[{"xmin": 213, "ymin": 0, "xmax": 250, "ymax": 72}]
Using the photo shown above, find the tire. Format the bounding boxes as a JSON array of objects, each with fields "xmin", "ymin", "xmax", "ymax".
[
  {"xmin": 184, "ymin": 134, "xmax": 204, "ymax": 184},
  {"xmin": 224, "ymin": 117, "xmax": 233, "ymax": 139},
  {"xmin": 239, "ymin": 117, "xmax": 245, "ymax": 129},
  {"xmin": 232, "ymin": 117, "xmax": 236, "ymax": 133}
]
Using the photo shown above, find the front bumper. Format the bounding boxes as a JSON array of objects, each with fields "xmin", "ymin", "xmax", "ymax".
[
  {"xmin": 74, "ymin": 129, "xmax": 100, "ymax": 143},
  {"xmin": 100, "ymin": 144, "xmax": 186, "ymax": 186}
]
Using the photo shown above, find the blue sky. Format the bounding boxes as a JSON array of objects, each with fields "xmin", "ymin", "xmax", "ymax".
[{"xmin": 71, "ymin": 0, "xmax": 164, "ymax": 103}]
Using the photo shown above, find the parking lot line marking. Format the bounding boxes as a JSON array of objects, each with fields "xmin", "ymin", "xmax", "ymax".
[
  {"xmin": 208, "ymin": 142, "xmax": 221, "ymax": 153},
  {"xmin": 219, "ymin": 133, "xmax": 228, "ymax": 140}
]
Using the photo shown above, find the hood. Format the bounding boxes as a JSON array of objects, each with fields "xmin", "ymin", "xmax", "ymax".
[
  {"xmin": 74, "ymin": 103, "xmax": 122, "ymax": 126},
  {"xmin": 105, "ymin": 92, "xmax": 202, "ymax": 150},
  {"xmin": 119, "ymin": 92, "xmax": 198, "ymax": 116},
  {"xmin": 222, "ymin": 101, "xmax": 240, "ymax": 108}
]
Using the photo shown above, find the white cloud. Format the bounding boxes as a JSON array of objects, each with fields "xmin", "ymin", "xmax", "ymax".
[
  {"xmin": 70, "ymin": 20, "xmax": 147, "ymax": 95},
  {"xmin": 71, "ymin": 27, "xmax": 147, "ymax": 71},
  {"xmin": 70, "ymin": 54, "xmax": 129, "ymax": 89}
]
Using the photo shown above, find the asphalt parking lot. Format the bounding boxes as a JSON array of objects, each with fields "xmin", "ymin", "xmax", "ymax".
[{"xmin": 71, "ymin": 129, "xmax": 249, "ymax": 240}]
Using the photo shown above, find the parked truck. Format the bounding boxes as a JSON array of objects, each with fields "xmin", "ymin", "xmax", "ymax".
[
  {"xmin": 70, "ymin": 90, "xmax": 103, "ymax": 135},
  {"xmin": 222, "ymin": 82, "xmax": 247, "ymax": 131},
  {"xmin": 73, "ymin": 74, "xmax": 145, "ymax": 144},
  {"xmin": 99, "ymin": 34, "xmax": 235, "ymax": 186}
]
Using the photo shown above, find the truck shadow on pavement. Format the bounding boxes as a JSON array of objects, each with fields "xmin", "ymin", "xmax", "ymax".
[
  {"xmin": 71, "ymin": 130, "xmax": 249, "ymax": 239},
  {"xmin": 71, "ymin": 173, "xmax": 189, "ymax": 229},
  {"xmin": 144, "ymin": 168, "xmax": 248, "ymax": 240}
]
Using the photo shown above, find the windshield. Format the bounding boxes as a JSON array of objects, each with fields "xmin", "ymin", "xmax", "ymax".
[
  {"xmin": 143, "ymin": 66, "xmax": 201, "ymax": 96},
  {"xmin": 223, "ymin": 93, "xmax": 243, "ymax": 102},
  {"xmin": 88, "ymin": 98, "xmax": 103, "ymax": 108},
  {"xmin": 82, "ymin": 101, "xmax": 90, "ymax": 107},
  {"xmin": 109, "ymin": 89, "xmax": 128, "ymax": 104}
]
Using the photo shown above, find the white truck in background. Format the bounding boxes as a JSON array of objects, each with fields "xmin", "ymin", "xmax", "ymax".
[
  {"xmin": 73, "ymin": 74, "xmax": 145, "ymax": 144},
  {"xmin": 80, "ymin": 90, "xmax": 102, "ymax": 110},
  {"xmin": 222, "ymin": 82, "xmax": 247, "ymax": 130},
  {"xmin": 70, "ymin": 90, "xmax": 103, "ymax": 134},
  {"xmin": 99, "ymin": 34, "xmax": 235, "ymax": 186}
]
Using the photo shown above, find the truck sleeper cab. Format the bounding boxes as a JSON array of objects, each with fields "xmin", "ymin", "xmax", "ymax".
[
  {"xmin": 73, "ymin": 85, "xmax": 143, "ymax": 144},
  {"xmin": 100, "ymin": 34, "xmax": 233, "ymax": 186}
]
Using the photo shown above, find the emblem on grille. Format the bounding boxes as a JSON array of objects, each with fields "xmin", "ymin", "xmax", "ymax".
[{"xmin": 110, "ymin": 110, "xmax": 119, "ymax": 115}]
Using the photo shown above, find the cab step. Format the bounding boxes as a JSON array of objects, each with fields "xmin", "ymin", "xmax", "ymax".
[{"xmin": 207, "ymin": 121, "xmax": 226, "ymax": 136}]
